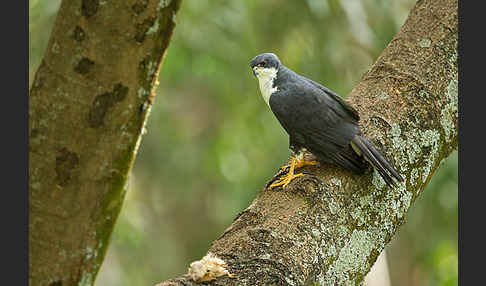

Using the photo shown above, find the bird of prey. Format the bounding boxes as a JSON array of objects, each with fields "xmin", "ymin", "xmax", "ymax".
[{"xmin": 250, "ymin": 53, "xmax": 404, "ymax": 189}]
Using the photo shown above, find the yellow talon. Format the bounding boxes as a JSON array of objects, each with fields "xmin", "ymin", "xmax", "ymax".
[
  {"xmin": 270, "ymin": 157, "xmax": 317, "ymax": 190},
  {"xmin": 269, "ymin": 172, "xmax": 304, "ymax": 189}
]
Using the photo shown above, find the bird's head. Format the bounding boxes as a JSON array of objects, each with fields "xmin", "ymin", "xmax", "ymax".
[{"xmin": 250, "ymin": 53, "xmax": 281, "ymax": 78}]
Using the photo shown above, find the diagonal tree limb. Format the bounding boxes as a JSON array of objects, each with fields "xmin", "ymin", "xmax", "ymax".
[
  {"xmin": 29, "ymin": 1, "xmax": 182, "ymax": 285},
  {"xmin": 157, "ymin": 0, "xmax": 457, "ymax": 285}
]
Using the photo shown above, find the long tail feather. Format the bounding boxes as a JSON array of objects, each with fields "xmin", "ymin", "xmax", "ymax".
[{"xmin": 351, "ymin": 135, "xmax": 404, "ymax": 187}]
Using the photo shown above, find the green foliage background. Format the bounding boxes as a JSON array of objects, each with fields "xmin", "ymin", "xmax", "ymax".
[{"xmin": 29, "ymin": 1, "xmax": 457, "ymax": 286}]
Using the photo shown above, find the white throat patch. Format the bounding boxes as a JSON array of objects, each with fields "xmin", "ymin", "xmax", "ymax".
[{"xmin": 256, "ymin": 67, "xmax": 278, "ymax": 106}]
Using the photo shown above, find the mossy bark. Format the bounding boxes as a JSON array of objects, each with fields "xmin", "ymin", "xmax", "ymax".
[
  {"xmin": 29, "ymin": 1, "xmax": 182, "ymax": 285},
  {"xmin": 157, "ymin": 0, "xmax": 458, "ymax": 285}
]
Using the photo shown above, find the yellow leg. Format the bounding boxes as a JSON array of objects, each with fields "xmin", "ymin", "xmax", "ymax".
[
  {"xmin": 294, "ymin": 159, "xmax": 318, "ymax": 169},
  {"xmin": 270, "ymin": 157, "xmax": 317, "ymax": 190},
  {"xmin": 280, "ymin": 157, "xmax": 318, "ymax": 171}
]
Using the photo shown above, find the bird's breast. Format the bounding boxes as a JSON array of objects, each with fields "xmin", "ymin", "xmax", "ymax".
[
  {"xmin": 257, "ymin": 68, "xmax": 279, "ymax": 107},
  {"xmin": 259, "ymin": 80, "xmax": 277, "ymax": 107}
]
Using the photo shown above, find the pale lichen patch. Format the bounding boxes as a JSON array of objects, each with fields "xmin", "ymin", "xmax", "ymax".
[
  {"xmin": 311, "ymin": 228, "xmax": 322, "ymax": 239},
  {"xmin": 52, "ymin": 42, "xmax": 60, "ymax": 54},
  {"xmin": 327, "ymin": 244, "xmax": 337, "ymax": 257},
  {"xmin": 350, "ymin": 208, "xmax": 366, "ymax": 226},
  {"xmin": 158, "ymin": 0, "xmax": 172, "ymax": 10},
  {"xmin": 85, "ymin": 247, "xmax": 96, "ymax": 260},
  {"xmin": 359, "ymin": 194, "xmax": 373, "ymax": 209},
  {"xmin": 146, "ymin": 61, "xmax": 157, "ymax": 82},
  {"xmin": 448, "ymin": 48, "xmax": 458, "ymax": 69},
  {"xmin": 417, "ymin": 38, "xmax": 431, "ymax": 48},
  {"xmin": 440, "ymin": 77, "xmax": 458, "ymax": 142},
  {"xmin": 418, "ymin": 90, "xmax": 430, "ymax": 98},
  {"xmin": 137, "ymin": 87, "xmax": 149, "ymax": 98},
  {"xmin": 259, "ymin": 253, "xmax": 271, "ymax": 260},
  {"xmin": 388, "ymin": 122, "xmax": 440, "ymax": 178},
  {"xmin": 419, "ymin": 130, "xmax": 440, "ymax": 183},
  {"xmin": 389, "ymin": 199, "xmax": 401, "ymax": 216},
  {"xmin": 329, "ymin": 178, "xmax": 342, "ymax": 189},
  {"xmin": 401, "ymin": 190, "xmax": 412, "ymax": 212},
  {"xmin": 410, "ymin": 168, "xmax": 419, "ymax": 186},
  {"xmin": 77, "ymin": 272, "xmax": 93, "ymax": 286},
  {"xmin": 328, "ymin": 199, "xmax": 340, "ymax": 215},
  {"xmin": 378, "ymin": 91, "xmax": 388, "ymax": 100},
  {"xmin": 324, "ymin": 230, "xmax": 375, "ymax": 285},
  {"xmin": 371, "ymin": 170, "xmax": 385, "ymax": 190},
  {"xmin": 146, "ymin": 19, "xmax": 159, "ymax": 35},
  {"xmin": 388, "ymin": 123, "xmax": 406, "ymax": 171}
]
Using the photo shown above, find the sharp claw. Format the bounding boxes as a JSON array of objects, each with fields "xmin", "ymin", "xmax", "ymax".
[
  {"xmin": 270, "ymin": 157, "xmax": 316, "ymax": 190},
  {"xmin": 282, "ymin": 173, "xmax": 303, "ymax": 188},
  {"xmin": 269, "ymin": 171, "xmax": 304, "ymax": 190}
]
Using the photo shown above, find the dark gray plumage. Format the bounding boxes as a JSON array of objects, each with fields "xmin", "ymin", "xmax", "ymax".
[{"xmin": 250, "ymin": 53, "xmax": 403, "ymax": 188}]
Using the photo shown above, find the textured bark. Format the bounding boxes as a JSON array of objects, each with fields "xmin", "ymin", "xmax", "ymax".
[
  {"xmin": 157, "ymin": 0, "xmax": 458, "ymax": 285},
  {"xmin": 29, "ymin": 1, "xmax": 181, "ymax": 285}
]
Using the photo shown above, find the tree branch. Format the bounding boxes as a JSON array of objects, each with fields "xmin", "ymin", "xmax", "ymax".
[
  {"xmin": 29, "ymin": 1, "xmax": 182, "ymax": 285},
  {"xmin": 157, "ymin": 0, "xmax": 457, "ymax": 285}
]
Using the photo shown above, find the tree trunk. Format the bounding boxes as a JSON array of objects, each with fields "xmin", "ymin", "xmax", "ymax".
[
  {"xmin": 29, "ymin": 1, "xmax": 182, "ymax": 285},
  {"xmin": 157, "ymin": 0, "xmax": 458, "ymax": 285}
]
